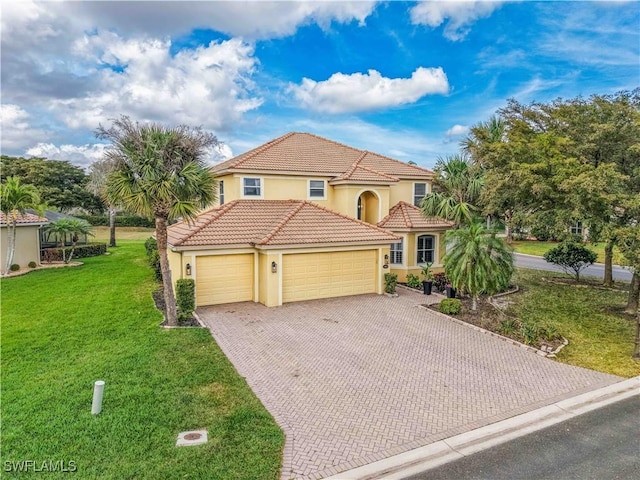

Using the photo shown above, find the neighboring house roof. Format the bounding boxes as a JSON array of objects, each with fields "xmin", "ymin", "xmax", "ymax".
[
  {"xmin": 0, "ymin": 211, "xmax": 48, "ymax": 226},
  {"xmin": 26, "ymin": 209, "xmax": 81, "ymax": 222},
  {"xmin": 168, "ymin": 200, "xmax": 401, "ymax": 248},
  {"xmin": 377, "ymin": 201, "xmax": 454, "ymax": 231},
  {"xmin": 211, "ymin": 132, "xmax": 433, "ymax": 181}
]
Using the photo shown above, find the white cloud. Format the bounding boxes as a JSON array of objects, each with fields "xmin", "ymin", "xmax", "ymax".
[
  {"xmin": 0, "ymin": 104, "xmax": 49, "ymax": 151},
  {"xmin": 410, "ymin": 1, "xmax": 503, "ymax": 41},
  {"xmin": 445, "ymin": 124, "xmax": 469, "ymax": 136},
  {"xmin": 52, "ymin": 33, "xmax": 261, "ymax": 131},
  {"xmin": 290, "ymin": 67, "xmax": 449, "ymax": 114},
  {"xmin": 2, "ymin": 1, "xmax": 378, "ymax": 42},
  {"xmin": 25, "ymin": 143, "xmax": 107, "ymax": 168}
]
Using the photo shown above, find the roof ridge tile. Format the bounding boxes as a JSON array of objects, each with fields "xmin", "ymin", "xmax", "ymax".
[
  {"xmin": 228, "ymin": 132, "xmax": 296, "ymax": 169},
  {"xmin": 257, "ymin": 200, "xmax": 305, "ymax": 245},
  {"xmin": 170, "ymin": 200, "xmax": 239, "ymax": 246}
]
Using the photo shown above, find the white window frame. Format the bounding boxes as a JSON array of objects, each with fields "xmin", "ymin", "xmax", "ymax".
[
  {"xmin": 570, "ymin": 221, "xmax": 583, "ymax": 236},
  {"xmin": 416, "ymin": 234, "xmax": 435, "ymax": 264},
  {"xmin": 219, "ymin": 180, "xmax": 225, "ymax": 205},
  {"xmin": 413, "ymin": 182, "xmax": 427, "ymax": 206},
  {"xmin": 308, "ymin": 179, "xmax": 326, "ymax": 200},
  {"xmin": 242, "ymin": 177, "xmax": 263, "ymax": 198},
  {"xmin": 390, "ymin": 239, "xmax": 403, "ymax": 265}
]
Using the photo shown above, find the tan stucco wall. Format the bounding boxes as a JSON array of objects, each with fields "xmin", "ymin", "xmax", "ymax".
[
  {"xmin": 388, "ymin": 230, "xmax": 447, "ymax": 283},
  {"xmin": 389, "ymin": 180, "xmax": 432, "ymax": 208},
  {"xmin": 258, "ymin": 251, "xmax": 281, "ymax": 307},
  {"xmin": 167, "ymin": 249, "xmax": 184, "ymax": 289},
  {"xmin": 0, "ymin": 225, "xmax": 42, "ymax": 273}
]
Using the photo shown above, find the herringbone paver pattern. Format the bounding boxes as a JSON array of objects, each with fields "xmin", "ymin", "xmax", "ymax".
[{"xmin": 198, "ymin": 290, "xmax": 620, "ymax": 480}]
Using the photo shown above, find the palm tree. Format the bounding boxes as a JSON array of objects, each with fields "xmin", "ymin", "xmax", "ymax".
[
  {"xmin": 444, "ymin": 222, "xmax": 514, "ymax": 311},
  {"xmin": 460, "ymin": 115, "xmax": 506, "ymax": 165},
  {"xmin": 45, "ymin": 218, "xmax": 94, "ymax": 263},
  {"xmin": 96, "ymin": 116, "xmax": 218, "ymax": 326},
  {"xmin": 420, "ymin": 154, "xmax": 483, "ymax": 227},
  {"xmin": 1, "ymin": 176, "xmax": 41, "ymax": 274},
  {"xmin": 88, "ymin": 158, "xmax": 118, "ymax": 247}
]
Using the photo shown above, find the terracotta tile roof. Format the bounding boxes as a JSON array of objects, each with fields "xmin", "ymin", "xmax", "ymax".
[
  {"xmin": 377, "ymin": 201, "xmax": 454, "ymax": 230},
  {"xmin": 168, "ymin": 200, "xmax": 400, "ymax": 248},
  {"xmin": 211, "ymin": 132, "xmax": 433, "ymax": 180},
  {"xmin": 0, "ymin": 211, "xmax": 48, "ymax": 225}
]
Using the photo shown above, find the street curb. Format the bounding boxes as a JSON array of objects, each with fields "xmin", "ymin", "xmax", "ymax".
[{"xmin": 322, "ymin": 376, "xmax": 639, "ymax": 480}]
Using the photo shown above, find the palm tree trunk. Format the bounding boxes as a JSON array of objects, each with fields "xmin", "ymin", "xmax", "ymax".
[
  {"xmin": 5, "ymin": 219, "xmax": 17, "ymax": 274},
  {"xmin": 603, "ymin": 237, "xmax": 614, "ymax": 287},
  {"xmin": 109, "ymin": 207, "xmax": 117, "ymax": 247},
  {"xmin": 625, "ymin": 271, "xmax": 639, "ymax": 315},
  {"xmin": 472, "ymin": 295, "xmax": 478, "ymax": 311},
  {"xmin": 155, "ymin": 216, "xmax": 178, "ymax": 326}
]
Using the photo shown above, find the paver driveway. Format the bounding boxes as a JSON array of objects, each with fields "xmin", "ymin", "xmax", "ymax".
[{"xmin": 198, "ymin": 289, "xmax": 620, "ymax": 480}]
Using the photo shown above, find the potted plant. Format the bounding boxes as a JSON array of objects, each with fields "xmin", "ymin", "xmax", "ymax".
[
  {"xmin": 445, "ymin": 282, "xmax": 457, "ymax": 299},
  {"xmin": 421, "ymin": 263, "xmax": 434, "ymax": 295}
]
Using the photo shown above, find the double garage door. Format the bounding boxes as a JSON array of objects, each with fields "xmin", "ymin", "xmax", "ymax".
[
  {"xmin": 283, "ymin": 250, "xmax": 377, "ymax": 303},
  {"xmin": 195, "ymin": 250, "xmax": 377, "ymax": 306}
]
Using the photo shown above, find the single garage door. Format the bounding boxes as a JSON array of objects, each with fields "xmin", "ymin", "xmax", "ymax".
[
  {"xmin": 282, "ymin": 250, "xmax": 377, "ymax": 303},
  {"xmin": 196, "ymin": 254, "xmax": 254, "ymax": 306}
]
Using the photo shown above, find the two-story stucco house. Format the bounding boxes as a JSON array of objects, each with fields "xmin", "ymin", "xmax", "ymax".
[{"xmin": 167, "ymin": 132, "xmax": 453, "ymax": 307}]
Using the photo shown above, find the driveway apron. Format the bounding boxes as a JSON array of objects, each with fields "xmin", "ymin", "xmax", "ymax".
[{"xmin": 198, "ymin": 289, "xmax": 620, "ymax": 480}]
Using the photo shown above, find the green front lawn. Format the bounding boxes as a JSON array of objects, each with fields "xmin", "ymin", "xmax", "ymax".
[
  {"xmin": 510, "ymin": 269, "xmax": 639, "ymax": 378},
  {"xmin": 511, "ymin": 240, "xmax": 625, "ymax": 265},
  {"xmin": 1, "ymin": 241, "xmax": 283, "ymax": 479}
]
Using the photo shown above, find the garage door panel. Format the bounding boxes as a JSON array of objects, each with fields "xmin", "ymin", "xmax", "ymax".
[
  {"xmin": 282, "ymin": 250, "xmax": 376, "ymax": 303},
  {"xmin": 196, "ymin": 254, "xmax": 253, "ymax": 306}
]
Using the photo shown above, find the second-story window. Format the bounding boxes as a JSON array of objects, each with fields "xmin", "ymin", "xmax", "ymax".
[
  {"xmin": 309, "ymin": 180, "xmax": 325, "ymax": 199},
  {"xmin": 414, "ymin": 183, "xmax": 427, "ymax": 206},
  {"xmin": 219, "ymin": 180, "xmax": 225, "ymax": 205},
  {"xmin": 243, "ymin": 177, "xmax": 261, "ymax": 197}
]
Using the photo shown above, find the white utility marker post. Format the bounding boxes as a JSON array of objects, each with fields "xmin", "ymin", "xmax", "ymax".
[{"xmin": 91, "ymin": 380, "xmax": 105, "ymax": 415}]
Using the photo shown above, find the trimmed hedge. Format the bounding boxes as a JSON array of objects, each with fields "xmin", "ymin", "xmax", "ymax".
[
  {"xmin": 76, "ymin": 215, "xmax": 155, "ymax": 228},
  {"xmin": 42, "ymin": 243, "xmax": 107, "ymax": 262},
  {"xmin": 176, "ymin": 279, "xmax": 196, "ymax": 323}
]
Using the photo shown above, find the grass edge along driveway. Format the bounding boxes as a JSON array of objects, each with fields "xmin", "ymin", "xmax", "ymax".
[{"xmin": 1, "ymin": 241, "xmax": 283, "ymax": 480}]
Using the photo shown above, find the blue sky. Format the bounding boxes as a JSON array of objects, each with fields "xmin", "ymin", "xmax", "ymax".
[{"xmin": 1, "ymin": 1, "xmax": 638, "ymax": 170}]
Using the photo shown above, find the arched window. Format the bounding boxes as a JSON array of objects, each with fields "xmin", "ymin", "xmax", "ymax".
[{"xmin": 417, "ymin": 235, "xmax": 435, "ymax": 264}]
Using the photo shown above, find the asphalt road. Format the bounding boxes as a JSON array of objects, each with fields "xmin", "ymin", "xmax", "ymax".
[
  {"xmin": 404, "ymin": 395, "xmax": 640, "ymax": 480},
  {"xmin": 514, "ymin": 253, "xmax": 633, "ymax": 282}
]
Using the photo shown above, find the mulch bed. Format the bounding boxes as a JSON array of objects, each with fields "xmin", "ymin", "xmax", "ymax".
[
  {"xmin": 152, "ymin": 287, "xmax": 201, "ymax": 327},
  {"xmin": 426, "ymin": 291, "xmax": 564, "ymax": 351}
]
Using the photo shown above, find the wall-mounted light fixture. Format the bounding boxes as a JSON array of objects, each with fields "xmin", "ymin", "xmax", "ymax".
[
  {"xmin": 186, "ymin": 263, "xmax": 192, "ymax": 276},
  {"xmin": 383, "ymin": 254, "xmax": 389, "ymax": 269},
  {"xmin": 271, "ymin": 261, "xmax": 278, "ymax": 273}
]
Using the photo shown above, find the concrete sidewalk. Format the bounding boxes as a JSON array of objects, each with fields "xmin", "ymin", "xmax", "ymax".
[{"xmin": 323, "ymin": 376, "xmax": 639, "ymax": 480}]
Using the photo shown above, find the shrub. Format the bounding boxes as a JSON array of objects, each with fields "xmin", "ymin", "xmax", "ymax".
[
  {"xmin": 406, "ymin": 273, "xmax": 421, "ymax": 289},
  {"xmin": 76, "ymin": 214, "xmax": 155, "ymax": 228},
  {"xmin": 148, "ymin": 249, "xmax": 162, "ymax": 282},
  {"xmin": 28, "ymin": 261, "xmax": 37, "ymax": 269},
  {"xmin": 176, "ymin": 279, "xmax": 196, "ymax": 323},
  {"xmin": 10, "ymin": 264, "xmax": 20, "ymax": 272},
  {"xmin": 439, "ymin": 298, "xmax": 462, "ymax": 315},
  {"xmin": 384, "ymin": 273, "xmax": 397, "ymax": 294},
  {"xmin": 41, "ymin": 244, "xmax": 107, "ymax": 262},
  {"xmin": 433, "ymin": 272, "xmax": 448, "ymax": 292},
  {"xmin": 543, "ymin": 242, "xmax": 597, "ymax": 282},
  {"xmin": 144, "ymin": 237, "xmax": 158, "ymax": 258}
]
